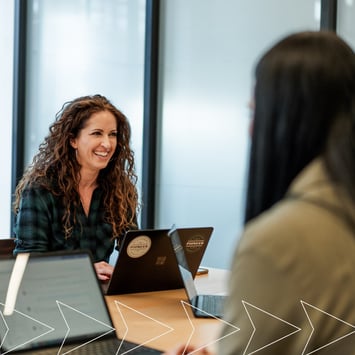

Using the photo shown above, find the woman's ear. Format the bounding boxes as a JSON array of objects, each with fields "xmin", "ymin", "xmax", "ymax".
[{"xmin": 70, "ymin": 137, "xmax": 77, "ymax": 149}]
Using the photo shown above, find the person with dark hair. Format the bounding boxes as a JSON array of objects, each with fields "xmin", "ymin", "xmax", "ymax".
[
  {"xmin": 165, "ymin": 31, "xmax": 355, "ymax": 354},
  {"xmin": 13, "ymin": 94, "xmax": 139, "ymax": 281}
]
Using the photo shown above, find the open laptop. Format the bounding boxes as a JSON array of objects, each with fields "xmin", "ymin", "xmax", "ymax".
[
  {"xmin": 105, "ymin": 227, "xmax": 213, "ymax": 295},
  {"xmin": 0, "ymin": 251, "xmax": 162, "ymax": 354},
  {"xmin": 168, "ymin": 228, "xmax": 226, "ymax": 319}
]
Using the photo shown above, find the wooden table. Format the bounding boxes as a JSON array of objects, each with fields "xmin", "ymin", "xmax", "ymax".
[{"xmin": 105, "ymin": 268, "xmax": 230, "ymax": 352}]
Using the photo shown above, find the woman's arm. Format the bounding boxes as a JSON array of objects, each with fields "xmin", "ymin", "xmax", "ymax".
[{"xmin": 13, "ymin": 187, "xmax": 51, "ymax": 254}]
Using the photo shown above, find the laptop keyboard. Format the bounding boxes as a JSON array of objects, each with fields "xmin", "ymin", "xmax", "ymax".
[
  {"xmin": 197, "ymin": 294, "xmax": 225, "ymax": 317},
  {"xmin": 16, "ymin": 337, "xmax": 162, "ymax": 354}
]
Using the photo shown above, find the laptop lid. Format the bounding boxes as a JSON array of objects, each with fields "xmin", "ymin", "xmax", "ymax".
[
  {"xmin": 0, "ymin": 251, "xmax": 116, "ymax": 353},
  {"xmin": 167, "ymin": 228, "xmax": 199, "ymax": 304},
  {"xmin": 168, "ymin": 228, "xmax": 226, "ymax": 319},
  {"xmin": 105, "ymin": 227, "xmax": 213, "ymax": 295}
]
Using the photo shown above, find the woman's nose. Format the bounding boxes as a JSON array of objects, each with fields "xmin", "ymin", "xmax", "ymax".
[{"xmin": 101, "ymin": 135, "xmax": 111, "ymax": 148}]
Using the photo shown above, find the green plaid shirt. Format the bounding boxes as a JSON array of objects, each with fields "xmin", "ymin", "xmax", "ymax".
[{"xmin": 14, "ymin": 185, "xmax": 118, "ymax": 262}]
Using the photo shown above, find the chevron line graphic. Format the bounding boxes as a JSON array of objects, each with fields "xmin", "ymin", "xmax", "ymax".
[
  {"xmin": 301, "ymin": 300, "xmax": 355, "ymax": 355},
  {"xmin": 242, "ymin": 300, "xmax": 301, "ymax": 355},
  {"xmin": 56, "ymin": 301, "xmax": 115, "ymax": 355},
  {"xmin": 114, "ymin": 300, "xmax": 174, "ymax": 354},
  {"xmin": 180, "ymin": 300, "xmax": 239, "ymax": 354},
  {"xmin": 0, "ymin": 302, "xmax": 54, "ymax": 355},
  {"xmin": 0, "ymin": 310, "xmax": 9, "ymax": 349}
]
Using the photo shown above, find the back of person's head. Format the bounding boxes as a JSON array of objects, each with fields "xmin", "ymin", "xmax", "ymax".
[{"xmin": 245, "ymin": 30, "xmax": 355, "ymax": 223}]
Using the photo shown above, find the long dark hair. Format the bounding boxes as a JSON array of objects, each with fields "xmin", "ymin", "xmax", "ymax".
[
  {"xmin": 245, "ymin": 31, "xmax": 355, "ymax": 223},
  {"xmin": 14, "ymin": 94, "xmax": 139, "ymax": 238}
]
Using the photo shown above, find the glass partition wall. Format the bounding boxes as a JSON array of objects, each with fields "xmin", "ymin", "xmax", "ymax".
[
  {"xmin": 337, "ymin": 0, "xmax": 355, "ymax": 49},
  {"xmin": 157, "ymin": 0, "xmax": 321, "ymax": 267},
  {"xmin": 0, "ymin": 0, "xmax": 15, "ymax": 238},
  {"xmin": 24, "ymin": 0, "xmax": 146, "ymax": 195}
]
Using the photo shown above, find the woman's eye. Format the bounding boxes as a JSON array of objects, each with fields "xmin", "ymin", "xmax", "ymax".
[{"xmin": 110, "ymin": 132, "xmax": 118, "ymax": 137}]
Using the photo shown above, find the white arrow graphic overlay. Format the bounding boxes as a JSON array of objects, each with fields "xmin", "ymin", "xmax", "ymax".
[
  {"xmin": 0, "ymin": 311, "xmax": 9, "ymax": 350},
  {"xmin": 180, "ymin": 300, "xmax": 239, "ymax": 354},
  {"xmin": 0, "ymin": 302, "xmax": 54, "ymax": 354},
  {"xmin": 242, "ymin": 300, "xmax": 301, "ymax": 355},
  {"xmin": 301, "ymin": 300, "xmax": 355, "ymax": 355},
  {"xmin": 56, "ymin": 301, "xmax": 115, "ymax": 355},
  {"xmin": 114, "ymin": 300, "xmax": 174, "ymax": 354}
]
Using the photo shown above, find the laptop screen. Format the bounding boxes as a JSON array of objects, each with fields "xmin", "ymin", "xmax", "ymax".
[
  {"xmin": 106, "ymin": 226, "xmax": 213, "ymax": 295},
  {"xmin": 0, "ymin": 251, "xmax": 114, "ymax": 353}
]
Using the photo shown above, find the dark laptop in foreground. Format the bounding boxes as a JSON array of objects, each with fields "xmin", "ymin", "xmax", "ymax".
[
  {"xmin": 105, "ymin": 227, "xmax": 213, "ymax": 295},
  {"xmin": 0, "ymin": 251, "xmax": 161, "ymax": 354},
  {"xmin": 168, "ymin": 228, "xmax": 226, "ymax": 319}
]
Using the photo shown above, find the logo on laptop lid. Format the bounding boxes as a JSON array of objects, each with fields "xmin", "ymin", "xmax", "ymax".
[
  {"xmin": 185, "ymin": 235, "xmax": 205, "ymax": 253},
  {"xmin": 127, "ymin": 236, "xmax": 152, "ymax": 258}
]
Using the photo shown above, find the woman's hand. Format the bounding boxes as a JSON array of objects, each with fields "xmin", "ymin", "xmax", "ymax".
[{"xmin": 94, "ymin": 261, "xmax": 114, "ymax": 281}]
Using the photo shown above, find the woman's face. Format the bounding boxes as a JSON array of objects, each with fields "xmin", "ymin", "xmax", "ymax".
[{"xmin": 70, "ymin": 110, "xmax": 118, "ymax": 175}]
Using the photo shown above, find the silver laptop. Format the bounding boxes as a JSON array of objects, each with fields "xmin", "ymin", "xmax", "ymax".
[
  {"xmin": 168, "ymin": 228, "xmax": 226, "ymax": 318},
  {"xmin": 105, "ymin": 227, "xmax": 213, "ymax": 295},
  {"xmin": 0, "ymin": 251, "xmax": 161, "ymax": 354}
]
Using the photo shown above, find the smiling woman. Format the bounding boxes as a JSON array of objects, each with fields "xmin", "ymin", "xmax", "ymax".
[
  {"xmin": 12, "ymin": 95, "xmax": 140, "ymax": 281},
  {"xmin": 70, "ymin": 110, "xmax": 119, "ymax": 217}
]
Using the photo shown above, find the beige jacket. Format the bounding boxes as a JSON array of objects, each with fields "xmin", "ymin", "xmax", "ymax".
[{"xmin": 219, "ymin": 158, "xmax": 355, "ymax": 354}]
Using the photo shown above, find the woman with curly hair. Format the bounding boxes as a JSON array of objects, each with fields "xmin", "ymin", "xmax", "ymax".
[{"xmin": 13, "ymin": 94, "xmax": 139, "ymax": 281}]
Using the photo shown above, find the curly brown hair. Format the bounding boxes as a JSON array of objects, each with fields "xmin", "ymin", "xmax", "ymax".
[{"xmin": 13, "ymin": 94, "xmax": 139, "ymax": 239}]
